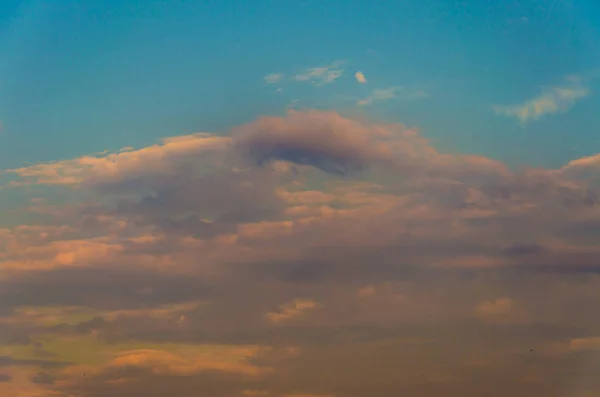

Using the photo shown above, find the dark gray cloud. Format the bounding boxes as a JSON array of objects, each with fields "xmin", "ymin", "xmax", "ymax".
[
  {"xmin": 232, "ymin": 110, "xmax": 395, "ymax": 175},
  {"xmin": 503, "ymin": 242, "xmax": 548, "ymax": 257}
]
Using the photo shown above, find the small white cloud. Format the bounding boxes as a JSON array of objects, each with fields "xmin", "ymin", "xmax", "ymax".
[
  {"xmin": 264, "ymin": 73, "xmax": 284, "ymax": 84},
  {"xmin": 357, "ymin": 86, "xmax": 401, "ymax": 106},
  {"xmin": 292, "ymin": 60, "xmax": 345, "ymax": 86},
  {"xmin": 355, "ymin": 71, "xmax": 367, "ymax": 84},
  {"xmin": 357, "ymin": 86, "xmax": 429, "ymax": 106},
  {"xmin": 358, "ymin": 87, "xmax": 400, "ymax": 105},
  {"xmin": 493, "ymin": 76, "xmax": 590, "ymax": 122}
]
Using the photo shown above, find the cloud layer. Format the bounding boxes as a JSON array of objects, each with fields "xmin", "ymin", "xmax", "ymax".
[{"xmin": 2, "ymin": 110, "xmax": 600, "ymax": 396}]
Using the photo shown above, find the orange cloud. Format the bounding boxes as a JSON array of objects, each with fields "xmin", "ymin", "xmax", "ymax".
[
  {"xmin": 4, "ymin": 133, "xmax": 230, "ymax": 187},
  {"xmin": 266, "ymin": 299, "xmax": 320, "ymax": 324},
  {"xmin": 110, "ymin": 347, "xmax": 269, "ymax": 377},
  {"xmin": 354, "ymin": 71, "xmax": 367, "ymax": 83},
  {"xmin": 475, "ymin": 298, "xmax": 514, "ymax": 317}
]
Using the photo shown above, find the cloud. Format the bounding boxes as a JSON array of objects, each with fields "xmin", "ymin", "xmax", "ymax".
[
  {"xmin": 354, "ymin": 71, "xmax": 367, "ymax": 84},
  {"xmin": 265, "ymin": 299, "xmax": 320, "ymax": 324},
  {"xmin": 357, "ymin": 86, "xmax": 428, "ymax": 106},
  {"xmin": 3, "ymin": 109, "xmax": 600, "ymax": 396},
  {"xmin": 232, "ymin": 109, "xmax": 400, "ymax": 175},
  {"xmin": 30, "ymin": 372, "xmax": 56, "ymax": 385},
  {"xmin": 285, "ymin": 394, "xmax": 335, "ymax": 397},
  {"xmin": 562, "ymin": 153, "xmax": 600, "ymax": 181},
  {"xmin": 292, "ymin": 61, "xmax": 345, "ymax": 86},
  {"xmin": 475, "ymin": 298, "xmax": 514, "ymax": 316},
  {"xmin": 357, "ymin": 86, "xmax": 400, "ymax": 106},
  {"xmin": 264, "ymin": 73, "xmax": 284, "ymax": 84},
  {"xmin": 565, "ymin": 337, "xmax": 600, "ymax": 352},
  {"xmin": 493, "ymin": 76, "xmax": 591, "ymax": 122},
  {"xmin": 3, "ymin": 133, "xmax": 231, "ymax": 187},
  {"xmin": 109, "ymin": 346, "xmax": 269, "ymax": 377},
  {"xmin": 242, "ymin": 391, "xmax": 269, "ymax": 397},
  {"xmin": 0, "ymin": 367, "xmax": 64, "ymax": 397},
  {"xmin": 0, "ymin": 109, "xmax": 594, "ymax": 283}
]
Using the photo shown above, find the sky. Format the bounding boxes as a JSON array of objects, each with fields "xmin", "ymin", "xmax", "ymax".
[{"xmin": 1, "ymin": 0, "xmax": 600, "ymax": 396}]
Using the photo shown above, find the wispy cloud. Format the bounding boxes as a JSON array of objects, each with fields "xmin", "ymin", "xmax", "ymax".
[
  {"xmin": 493, "ymin": 75, "xmax": 591, "ymax": 122},
  {"xmin": 292, "ymin": 61, "xmax": 345, "ymax": 86},
  {"xmin": 265, "ymin": 299, "xmax": 320, "ymax": 324},
  {"xmin": 357, "ymin": 86, "xmax": 428, "ymax": 106},
  {"xmin": 357, "ymin": 86, "xmax": 400, "ymax": 106},
  {"xmin": 264, "ymin": 73, "xmax": 284, "ymax": 84},
  {"xmin": 355, "ymin": 71, "xmax": 367, "ymax": 84}
]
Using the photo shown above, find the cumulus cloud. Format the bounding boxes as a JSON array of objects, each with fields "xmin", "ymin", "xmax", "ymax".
[
  {"xmin": 493, "ymin": 75, "xmax": 591, "ymax": 122},
  {"xmin": 3, "ymin": 133, "xmax": 231, "ymax": 187},
  {"xmin": 232, "ymin": 110, "xmax": 401, "ymax": 175},
  {"xmin": 2, "ymin": 109, "xmax": 600, "ymax": 396}
]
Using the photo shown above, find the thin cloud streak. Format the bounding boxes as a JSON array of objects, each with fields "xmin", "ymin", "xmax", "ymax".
[
  {"xmin": 292, "ymin": 61, "xmax": 345, "ymax": 86},
  {"xmin": 493, "ymin": 75, "xmax": 591, "ymax": 122},
  {"xmin": 357, "ymin": 86, "xmax": 428, "ymax": 106},
  {"xmin": 264, "ymin": 73, "xmax": 285, "ymax": 84}
]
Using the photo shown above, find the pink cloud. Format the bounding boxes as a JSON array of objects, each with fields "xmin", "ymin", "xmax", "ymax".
[{"xmin": 2, "ymin": 109, "xmax": 600, "ymax": 397}]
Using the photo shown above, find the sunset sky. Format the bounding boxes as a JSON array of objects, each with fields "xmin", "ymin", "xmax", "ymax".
[{"xmin": 2, "ymin": 1, "xmax": 600, "ymax": 396}]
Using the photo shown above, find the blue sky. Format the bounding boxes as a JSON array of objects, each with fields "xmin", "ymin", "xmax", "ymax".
[{"xmin": 1, "ymin": 0, "xmax": 599, "ymax": 170}]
